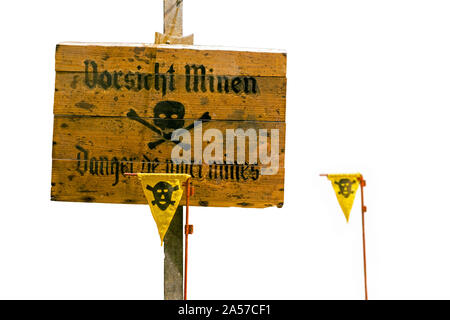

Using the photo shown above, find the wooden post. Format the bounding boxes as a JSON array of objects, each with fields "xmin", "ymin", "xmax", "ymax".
[
  {"xmin": 155, "ymin": 0, "xmax": 194, "ymax": 45},
  {"xmin": 164, "ymin": 0, "xmax": 183, "ymax": 37},
  {"xmin": 156, "ymin": 0, "xmax": 193, "ymax": 301},
  {"xmin": 164, "ymin": 206, "xmax": 184, "ymax": 300},
  {"xmin": 124, "ymin": 173, "xmax": 185, "ymax": 300}
]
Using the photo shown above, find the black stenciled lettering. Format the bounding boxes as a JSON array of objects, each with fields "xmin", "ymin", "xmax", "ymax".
[
  {"xmin": 165, "ymin": 159, "xmax": 171, "ymax": 173},
  {"xmin": 198, "ymin": 165, "xmax": 203, "ymax": 179},
  {"xmin": 73, "ymin": 148, "xmax": 261, "ymax": 186},
  {"xmin": 244, "ymin": 77, "xmax": 258, "ymax": 94},
  {"xmin": 144, "ymin": 73, "xmax": 152, "ymax": 91},
  {"xmin": 76, "ymin": 145, "xmax": 88, "ymax": 175},
  {"xmin": 136, "ymin": 72, "xmax": 144, "ymax": 91},
  {"xmin": 188, "ymin": 164, "xmax": 195, "ymax": 178},
  {"xmin": 154, "ymin": 63, "xmax": 170, "ymax": 96},
  {"xmin": 154, "ymin": 63, "xmax": 161, "ymax": 92},
  {"xmin": 168, "ymin": 64, "xmax": 175, "ymax": 92},
  {"xmin": 194, "ymin": 65, "xmax": 206, "ymax": 92},
  {"xmin": 251, "ymin": 165, "xmax": 260, "ymax": 181},
  {"xmin": 120, "ymin": 157, "xmax": 129, "ymax": 176},
  {"xmin": 99, "ymin": 71, "xmax": 112, "ymax": 89},
  {"xmin": 209, "ymin": 75, "xmax": 215, "ymax": 92},
  {"xmin": 231, "ymin": 163, "xmax": 236, "ymax": 180},
  {"xmin": 224, "ymin": 164, "xmax": 229, "ymax": 180},
  {"xmin": 124, "ymin": 72, "xmax": 135, "ymax": 90},
  {"xmin": 89, "ymin": 157, "xmax": 99, "ymax": 175},
  {"xmin": 84, "ymin": 60, "xmax": 97, "ymax": 89},
  {"xmin": 185, "ymin": 64, "xmax": 207, "ymax": 92},
  {"xmin": 81, "ymin": 60, "xmax": 259, "ymax": 95},
  {"xmin": 217, "ymin": 76, "xmax": 230, "ymax": 93},
  {"xmin": 240, "ymin": 163, "xmax": 250, "ymax": 181},
  {"xmin": 219, "ymin": 164, "xmax": 224, "ymax": 179},
  {"xmin": 185, "ymin": 65, "xmax": 191, "ymax": 92},
  {"xmin": 142, "ymin": 155, "xmax": 151, "ymax": 173},
  {"xmin": 111, "ymin": 157, "xmax": 120, "ymax": 186},
  {"xmin": 142, "ymin": 156, "xmax": 160, "ymax": 173},
  {"xmin": 152, "ymin": 159, "xmax": 159, "ymax": 172},
  {"xmin": 113, "ymin": 71, "xmax": 123, "ymax": 90},
  {"xmin": 231, "ymin": 77, "xmax": 242, "ymax": 94}
]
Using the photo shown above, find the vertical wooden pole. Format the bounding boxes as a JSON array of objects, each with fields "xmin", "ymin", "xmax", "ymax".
[
  {"xmin": 159, "ymin": 0, "xmax": 193, "ymax": 300},
  {"xmin": 155, "ymin": 0, "xmax": 193, "ymax": 45},
  {"xmin": 360, "ymin": 176, "xmax": 368, "ymax": 300},
  {"xmin": 164, "ymin": 206, "xmax": 184, "ymax": 300},
  {"xmin": 164, "ymin": 0, "xmax": 183, "ymax": 37}
]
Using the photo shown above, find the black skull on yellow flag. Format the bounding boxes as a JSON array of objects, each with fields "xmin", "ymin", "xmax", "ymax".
[
  {"xmin": 138, "ymin": 174, "xmax": 190, "ymax": 244},
  {"xmin": 327, "ymin": 174, "xmax": 361, "ymax": 222}
]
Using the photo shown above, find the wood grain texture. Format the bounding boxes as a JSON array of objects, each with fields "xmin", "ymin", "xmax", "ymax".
[
  {"xmin": 51, "ymin": 160, "xmax": 285, "ymax": 208},
  {"xmin": 55, "ymin": 43, "xmax": 287, "ymax": 77},
  {"xmin": 54, "ymin": 72, "xmax": 286, "ymax": 121},
  {"xmin": 52, "ymin": 117, "xmax": 285, "ymax": 162},
  {"xmin": 154, "ymin": 33, "xmax": 194, "ymax": 45},
  {"xmin": 155, "ymin": 0, "xmax": 194, "ymax": 46},
  {"xmin": 164, "ymin": 0, "xmax": 183, "ymax": 37},
  {"xmin": 51, "ymin": 43, "xmax": 287, "ymax": 208},
  {"xmin": 164, "ymin": 206, "xmax": 184, "ymax": 300}
]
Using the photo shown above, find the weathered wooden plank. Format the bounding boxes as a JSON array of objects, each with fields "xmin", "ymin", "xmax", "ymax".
[
  {"xmin": 54, "ymin": 72, "xmax": 286, "ymax": 121},
  {"xmin": 55, "ymin": 43, "xmax": 287, "ymax": 77},
  {"xmin": 52, "ymin": 116, "xmax": 285, "ymax": 163},
  {"xmin": 51, "ymin": 160, "xmax": 285, "ymax": 208},
  {"xmin": 164, "ymin": 0, "xmax": 183, "ymax": 37},
  {"xmin": 51, "ymin": 42, "xmax": 287, "ymax": 208},
  {"xmin": 164, "ymin": 206, "xmax": 184, "ymax": 300}
]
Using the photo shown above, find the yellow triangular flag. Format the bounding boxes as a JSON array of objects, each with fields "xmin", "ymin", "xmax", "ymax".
[
  {"xmin": 138, "ymin": 174, "xmax": 190, "ymax": 245},
  {"xmin": 327, "ymin": 174, "xmax": 361, "ymax": 222}
]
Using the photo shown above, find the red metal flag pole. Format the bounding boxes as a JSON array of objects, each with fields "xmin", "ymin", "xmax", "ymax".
[
  {"xmin": 359, "ymin": 175, "xmax": 368, "ymax": 300},
  {"xmin": 184, "ymin": 178, "xmax": 193, "ymax": 300},
  {"xmin": 320, "ymin": 173, "xmax": 368, "ymax": 300}
]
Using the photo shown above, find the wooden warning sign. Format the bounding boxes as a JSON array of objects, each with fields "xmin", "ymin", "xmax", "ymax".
[{"xmin": 51, "ymin": 42, "xmax": 286, "ymax": 208}]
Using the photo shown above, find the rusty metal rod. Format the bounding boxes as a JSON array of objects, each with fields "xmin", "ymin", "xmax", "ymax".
[
  {"xmin": 359, "ymin": 175, "xmax": 368, "ymax": 300},
  {"xmin": 184, "ymin": 178, "xmax": 191, "ymax": 300}
]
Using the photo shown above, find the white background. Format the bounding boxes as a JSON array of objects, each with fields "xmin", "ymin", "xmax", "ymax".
[{"xmin": 1, "ymin": 0, "xmax": 449, "ymax": 300}]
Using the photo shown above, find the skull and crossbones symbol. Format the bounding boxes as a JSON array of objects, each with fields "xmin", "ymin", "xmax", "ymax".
[
  {"xmin": 127, "ymin": 101, "xmax": 211, "ymax": 150},
  {"xmin": 147, "ymin": 181, "xmax": 180, "ymax": 211},
  {"xmin": 335, "ymin": 178, "xmax": 356, "ymax": 198}
]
